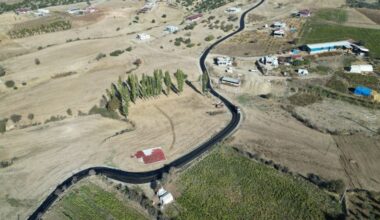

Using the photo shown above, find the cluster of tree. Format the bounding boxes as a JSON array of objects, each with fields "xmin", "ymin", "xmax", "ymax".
[
  {"xmin": 174, "ymin": 37, "xmax": 194, "ymax": 47},
  {"xmin": 307, "ymin": 173, "xmax": 346, "ymax": 194},
  {"xmin": 8, "ymin": 20, "xmax": 71, "ymax": 39},
  {"xmin": 105, "ymin": 69, "xmax": 186, "ymax": 118},
  {"xmin": 0, "ymin": 0, "xmax": 89, "ymax": 13},
  {"xmin": 346, "ymin": 0, "xmax": 380, "ymax": 9}
]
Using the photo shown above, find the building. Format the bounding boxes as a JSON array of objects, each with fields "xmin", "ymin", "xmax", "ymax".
[
  {"xmin": 354, "ymin": 86, "xmax": 372, "ymax": 97},
  {"xmin": 349, "ymin": 65, "xmax": 373, "ymax": 74},
  {"xmin": 157, "ymin": 188, "xmax": 174, "ymax": 206},
  {"xmin": 186, "ymin": 13, "xmax": 203, "ymax": 22},
  {"xmin": 351, "ymin": 44, "xmax": 369, "ymax": 56},
  {"xmin": 215, "ymin": 56, "xmax": 232, "ymax": 66},
  {"xmin": 34, "ymin": 8, "xmax": 50, "ymax": 16},
  {"xmin": 225, "ymin": 7, "xmax": 241, "ymax": 14},
  {"xmin": 15, "ymin": 8, "xmax": 31, "ymax": 14},
  {"xmin": 134, "ymin": 147, "xmax": 166, "ymax": 164},
  {"xmin": 259, "ymin": 56, "xmax": 279, "ymax": 67},
  {"xmin": 297, "ymin": 9, "xmax": 311, "ymax": 17},
  {"xmin": 304, "ymin": 41, "xmax": 352, "ymax": 54},
  {"xmin": 165, "ymin": 25, "xmax": 179, "ymax": 33},
  {"xmin": 272, "ymin": 22, "xmax": 286, "ymax": 29},
  {"xmin": 220, "ymin": 76, "xmax": 241, "ymax": 87},
  {"xmin": 273, "ymin": 29, "xmax": 285, "ymax": 37},
  {"xmin": 297, "ymin": 68, "xmax": 309, "ymax": 76},
  {"xmin": 67, "ymin": 8, "xmax": 83, "ymax": 15},
  {"xmin": 137, "ymin": 33, "xmax": 151, "ymax": 40}
]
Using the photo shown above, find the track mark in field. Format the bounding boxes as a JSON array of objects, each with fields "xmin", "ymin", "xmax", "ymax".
[{"xmin": 155, "ymin": 105, "xmax": 176, "ymax": 150}]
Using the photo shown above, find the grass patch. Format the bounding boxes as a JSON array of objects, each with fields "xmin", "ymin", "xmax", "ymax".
[
  {"xmin": 315, "ymin": 8, "xmax": 347, "ymax": 23},
  {"xmin": 300, "ymin": 21, "xmax": 380, "ymax": 58},
  {"xmin": 326, "ymin": 76, "xmax": 349, "ymax": 93},
  {"xmin": 288, "ymin": 93, "xmax": 322, "ymax": 106},
  {"xmin": 237, "ymin": 93, "xmax": 252, "ymax": 106},
  {"xmin": 337, "ymin": 71, "xmax": 380, "ymax": 90},
  {"xmin": 46, "ymin": 182, "xmax": 148, "ymax": 220},
  {"xmin": 8, "ymin": 20, "xmax": 71, "ymax": 39},
  {"xmin": 171, "ymin": 147, "xmax": 343, "ymax": 219}
]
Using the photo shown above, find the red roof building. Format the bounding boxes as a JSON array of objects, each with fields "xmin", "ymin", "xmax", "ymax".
[
  {"xmin": 186, "ymin": 13, "xmax": 203, "ymax": 22},
  {"xmin": 134, "ymin": 147, "xmax": 166, "ymax": 164}
]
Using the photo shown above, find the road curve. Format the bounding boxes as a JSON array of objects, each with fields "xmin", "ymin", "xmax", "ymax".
[{"xmin": 28, "ymin": 1, "xmax": 264, "ymax": 219}]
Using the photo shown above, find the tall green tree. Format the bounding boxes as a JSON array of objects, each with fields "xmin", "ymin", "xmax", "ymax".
[
  {"xmin": 128, "ymin": 74, "xmax": 139, "ymax": 102},
  {"xmin": 202, "ymin": 72, "xmax": 209, "ymax": 94},
  {"xmin": 164, "ymin": 71, "xmax": 172, "ymax": 94},
  {"xmin": 175, "ymin": 69, "xmax": 186, "ymax": 92}
]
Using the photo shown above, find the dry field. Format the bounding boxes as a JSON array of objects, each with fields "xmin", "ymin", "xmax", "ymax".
[
  {"xmin": 344, "ymin": 8, "xmax": 380, "ymax": 29},
  {"xmin": 357, "ymin": 8, "xmax": 380, "ymax": 25}
]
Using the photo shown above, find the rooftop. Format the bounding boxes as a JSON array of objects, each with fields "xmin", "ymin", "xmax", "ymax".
[{"xmin": 306, "ymin": 41, "xmax": 351, "ymax": 49}]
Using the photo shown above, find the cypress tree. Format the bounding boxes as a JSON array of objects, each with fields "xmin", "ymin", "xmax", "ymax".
[
  {"xmin": 202, "ymin": 72, "xmax": 209, "ymax": 93},
  {"xmin": 164, "ymin": 71, "xmax": 172, "ymax": 94}
]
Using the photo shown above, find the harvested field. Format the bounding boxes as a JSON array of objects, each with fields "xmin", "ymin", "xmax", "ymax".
[
  {"xmin": 334, "ymin": 135, "xmax": 380, "ymax": 191},
  {"xmin": 357, "ymin": 8, "xmax": 380, "ymax": 25},
  {"xmin": 346, "ymin": 190, "xmax": 380, "ymax": 220}
]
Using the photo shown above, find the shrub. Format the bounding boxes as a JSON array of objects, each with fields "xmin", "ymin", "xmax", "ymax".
[
  {"xmin": 151, "ymin": 19, "xmax": 155, "ymax": 23},
  {"xmin": 116, "ymin": 27, "xmax": 120, "ymax": 31},
  {"xmin": 66, "ymin": 108, "xmax": 72, "ymax": 116},
  {"xmin": 133, "ymin": 58, "xmax": 142, "ymax": 66},
  {"xmin": 35, "ymin": 58, "xmax": 40, "ymax": 65},
  {"xmin": 96, "ymin": 53, "xmax": 106, "ymax": 61},
  {"xmin": 125, "ymin": 47, "xmax": 132, "ymax": 52},
  {"xmin": 107, "ymin": 97, "xmax": 120, "ymax": 112},
  {"xmin": 10, "ymin": 114, "xmax": 22, "ymax": 123},
  {"xmin": 288, "ymin": 93, "xmax": 322, "ymax": 106},
  {"xmin": 89, "ymin": 105, "xmax": 120, "ymax": 119},
  {"xmin": 0, "ymin": 65, "xmax": 5, "ymax": 77},
  {"xmin": 162, "ymin": 14, "xmax": 167, "ymax": 18},
  {"xmin": 28, "ymin": 113, "xmax": 34, "ymax": 120},
  {"xmin": 44, "ymin": 115, "xmax": 66, "ymax": 124},
  {"xmin": 205, "ymin": 35, "xmax": 214, "ymax": 41},
  {"xmin": 326, "ymin": 76, "xmax": 348, "ymax": 93},
  {"xmin": 109, "ymin": 50, "xmax": 124, "ymax": 56},
  {"xmin": 5, "ymin": 80, "xmax": 15, "ymax": 88},
  {"xmin": 0, "ymin": 119, "xmax": 7, "ymax": 133}
]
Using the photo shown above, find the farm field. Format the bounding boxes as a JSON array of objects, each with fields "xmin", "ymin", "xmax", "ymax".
[
  {"xmin": 357, "ymin": 8, "xmax": 380, "ymax": 25},
  {"xmin": 300, "ymin": 21, "xmax": 380, "ymax": 58},
  {"xmin": 44, "ymin": 178, "xmax": 149, "ymax": 220},
  {"xmin": 168, "ymin": 147, "xmax": 343, "ymax": 219}
]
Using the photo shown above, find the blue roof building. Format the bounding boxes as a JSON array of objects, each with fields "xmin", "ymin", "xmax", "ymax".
[
  {"xmin": 305, "ymin": 41, "xmax": 352, "ymax": 54},
  {"xmin": 354, "ymin": 86, "xmax": 372, "ymax": 97}
]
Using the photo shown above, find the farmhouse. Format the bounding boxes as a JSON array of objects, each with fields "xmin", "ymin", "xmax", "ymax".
[
  {"xmin": 157, "ymin": 188, "xmax": 174, "ymax": 206},
  {"xmin": 304, "ymin": 41, "xmax": 351, "ymax": 54},
  {"xmin": 137, "ymin": 33, "xmax": 151, "ymax": 40},
  {"xmin": 220, "ymin": 76, "xmax": 241, "ymax": 87},
  {"xmin": 186, "ymin": 13, "xmax": 203, "ymax": 22},
  {"xmin": 215, "ymin": 56, "xmax": 232, "ymax": 66},
  {"xmin": 349, "ymin": 65, "xmax": 373, "ymax": 74}
]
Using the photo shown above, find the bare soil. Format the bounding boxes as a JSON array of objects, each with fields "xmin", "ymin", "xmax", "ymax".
[{"xmin": 357, "ymin": 8, "xmax": 380, "ymax": 25}]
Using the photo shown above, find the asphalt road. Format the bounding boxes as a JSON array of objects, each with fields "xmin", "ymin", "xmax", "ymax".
[{"xmin": 28, "ymin": 1, "xmax": 264, "ymax": 219}]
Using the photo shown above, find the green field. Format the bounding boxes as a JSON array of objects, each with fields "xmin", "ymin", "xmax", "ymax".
[
  {"xmin": 300, "ymin": 21, "xmax": 380, "ymax": 58},
  {"xmin": 45, "ymin": 182, "xmax": 148, "ymax": 220},
  {"xmin": 315, "ymin": 8, "xmax": 347, "ymax": 23},
  {"xmin": 170, "ymin": 147, "xmax": 343, "ymax": 219}
]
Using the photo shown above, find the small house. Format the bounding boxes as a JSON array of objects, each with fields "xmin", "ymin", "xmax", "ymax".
[
  {"xmin": 259, "ymin": 56, "xmax": 279, "ymax": 67},
  {"xmin": 273, "ymin": 29, "xmax": 285, "ymax": 37},
  {"xmin": 67, "ymin": 8, "xmax": 83, "ymax": 15},
  {"xmin": 349, "ymin": 65, "xmax": 373, "ymax": 74},
  {"xmin": 215, "ymin": 57, "xmax": 232, "ymax": 66},
  {"xmin": 272, "ymin": 22, "xmax": 286, "ymax": 29},
  {"xmin": 298, "ymin": 9, "xmax": 311, "ymax": 17},
  {"xmin": 15, "ymin": 8, "xmax": 31, "ymax": 14},
  {"xmin": 220, "ymin": 76, "xmax": 241, "ymax": 87},
  {"xmin": 297, "ymin": 68, "xmax": 309, "ymax": 76},
  {"xmin": 34, "ymin": 8, "xmax": 50, "ymax": 16},
  {"xmin": 137, "ymin": 33, "xmax": 151, "ymax": 40},
  {"xmin": 157, "ymin": 188, "xmax": 174, "ymax": 206},
  {"xmin": 165, "ymin": 25, "xmax": 179, "ymax": 33},
  {"xmin": 186, "ymin": 13, "xmax": 203, "ymax": 22}
]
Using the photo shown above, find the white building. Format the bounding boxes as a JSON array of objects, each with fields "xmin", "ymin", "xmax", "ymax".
[
  {"xmin": 297, "ymin": 68, "xmax": 309, "ymax": 76},
  {"xmin": 220, "ymin": 76, "xmax": 241, "ymax": 87},
  {"xmin": 215, "ymin": 56, "xmax": 232, "ymax": 66},
  {"xmin": 67, "ymin": 8, "xmax": 83, "ymax": 15},
  {"xmin": 225, "ymin": 7, "xmax": 241, "ymax": 14},
  {"xmin": 273, "ymin": 29, "xmax": 285, "ymax": 37},
  {"xmin": 157, "ymin": 188, "xmax": 174, "ymax": 206},
  {"xmin": 165, "ymin": 25, "xmax": 179, "ymax": 33},
  {"xmin": 349, "ymin": 65, "xmax": 373, "ymax": 74},
  {"xmin": 137, "ymin": 33, "xmax": 151, "ymax": 40},
  {"xmin": 259, "ymin": 56, "xmax": 279, "ymax": 67},
  {"xmin": 34, "ymin": 8, "xmax": 50, "ymax": 16},
  {"xmin": 272, "ymin": 21, "xmax": 286, "ymax": 29}
]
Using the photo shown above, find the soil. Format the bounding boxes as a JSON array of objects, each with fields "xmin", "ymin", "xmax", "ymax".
[{"xmin": 357, "ymin": 8, "xmax": 380, "ymax": 25}]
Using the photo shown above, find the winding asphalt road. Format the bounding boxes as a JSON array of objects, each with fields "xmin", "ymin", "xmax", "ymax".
[{"xmin": 28, "ymin": 1, "xmax": 264, "ymax": 219}]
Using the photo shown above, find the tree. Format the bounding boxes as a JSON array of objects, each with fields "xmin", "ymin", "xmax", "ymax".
[
  {"xmin": 10, "ymin": 114, "xmax": 22, "ymax": 123},
  {"xmin": 0, "ymin": 65, "xmax": 5, "ymax": 77},
  {"xmin": 35, "ymin": 58, "xmax": 40, "ymax": 65},
  {"xmin": 107, "ymin": 96, "xmax": 120, "ymax": 112},
  {"xmin": 174, "ymin": 69, "xmax": 186, "ymax": 92},
  {"xmin": 202, "ymin": 72, "xmax": 209, "ymax": 93},
  {"xmin": 164, "ymin": 71, "xmax": 172, "ymax": 94},
  {"xmin": 133, "ymin": 58, "xmax": 142, "ymax": 67},
  {"xmin": 128, "ymin": 74, "xmax": 139, "ymax": 102},
  {"xmin": 28, "ymin": 113, "xmax": 34, "ymax": 120}
]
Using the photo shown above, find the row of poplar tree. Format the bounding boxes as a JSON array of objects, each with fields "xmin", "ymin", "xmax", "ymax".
[{"xmin": 105, "ymin": 69, "xmax": 187, "ymax": 118}]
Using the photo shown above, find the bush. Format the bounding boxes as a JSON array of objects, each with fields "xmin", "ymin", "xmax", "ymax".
[
  {"xmin": 35, "ymin": 58, "xmax": 40, "ymax": 65},
  {"xmin": 89, "ymin": 105, "xmax": 120, "ymax": 119},
  {"xmin": 10, "ymin": 114, "xmax": 22, "ymax": 123},
  {"xmin": 5, "ymin": 80, "xmax": 15, "ymax": 88},
  {"xmin": 0, "ymin": 65, "xmax": 5, "ymax": 77},
  {"xmin": 109, "ymin": 50, "xmax": 124, "ymax": 56},
  {"xmin": 28, "ymin": 113, "xmax": 34, "ymax": 120},
  {"xmin": 162, "ymin": 14, "xmax": 167, "ymax": 18},
  {"xmin": 66, "ymin": 108, "xmax": 72, "ymax": 116},
  {"xmin": 0, "ymin": 119, "xmax": 7, "ymax": 133},
  {"xmin": 326, "ymin": 76, "xmax": 348, "ymax": 93},
  {"xmin": 133, "ymin": 58, "xmax": 142, "ymax": 66},
  {"xmin": 96, "ymin": 53, "xmax": 106, "ymax": 61},
  {"xmin": 205, "ymin": 35, "xmax": 214, "ymax": 41},
  {"xmin": 125, "ymin": 47, "xmax": 132, "ymax": 52}
]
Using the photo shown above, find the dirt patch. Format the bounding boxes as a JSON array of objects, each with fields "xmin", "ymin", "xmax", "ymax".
[{"xmin": 357, "ymin": 8, "xmax": 380, "ymax": 25}]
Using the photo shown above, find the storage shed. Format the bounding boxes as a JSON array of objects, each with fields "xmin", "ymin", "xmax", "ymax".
[
  {"xmin": 220, "ymin": 76, "xmax": 241, "ymax": 86},
  {"xmin": 354, "ymin": 86, "xmax": 372, "ymax": 97},
  {"xmin": 349, "ymin": 65, "xmax": 373, "ymax": 74}
]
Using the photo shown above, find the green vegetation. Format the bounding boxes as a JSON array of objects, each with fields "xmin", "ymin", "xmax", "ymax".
[
  {"xmin": 174, "ymin": 37, "xmax": 193, "ymax": 47},
  {"xmin": 47, "ymin": 182, "xmax": 148, "ymax": 220},
  {"xmin": 315, "ymin": 8, "xmax": 347, "ymax": 23},
  {"xmin": 300, "ymin": 20, "xmax": 380, "ymax": 58},
  {"xmin": 5, "ymin": 80, "xmax": 15, "ymax": 88},
  {"xmin": 0, "ymin": 65, "xmax": 5, "ymax": 77},
  {"xmin": 337, "ymin": 71, "xmax": 380, "ymax": 90},
  {"xmin": 179, "ymin": 0, "xmax": 234, "ymax": 12},
  {"xmin": 8, "ymin": 20, "xmax": 71, "ymax": 39},
  {"xmin": 288, "ymin": 93, "xmax": 322, "ymax": 106},
  {"xmin": 326, "ymin": 76, "xmax": 348, "ymax": 93},
  {"xmin": 201, "ymin": 72, "xmax": 208, "ymax": 93},
  {"xmin": 0, "ymin": 119, "xmax": 7, "ymax": 133},
  {"xmin": 204, "ymin": 35, "xmax": 215, "ymax": 41},
  {"xmin": 45, "ymin": 115, "xmax": 66, "ymax": 124},
  {"xmin": 109, "ymin": 50, "xmax": 124, "ymax": 57},
  {"xmin": 0, "ymin": 0, "xmax": 88, "ymax": 13},
  {"xmin": 171, "ymin": 147, "xmax": 343, "ymax": 219},
  {"xmin": 95, "ymin": 53, "xmax": 106, "ymax": 61},
  {"xmin": 346, "ymin": 0, "xmax": 380, "ymax": 9},
  {"xmin": 105, "ymin": 69, "xmax": 184, "ymax": 118}
]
